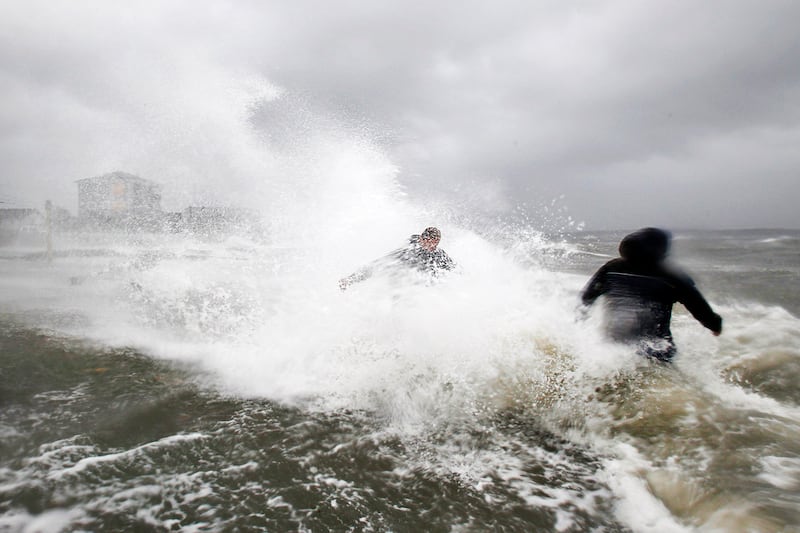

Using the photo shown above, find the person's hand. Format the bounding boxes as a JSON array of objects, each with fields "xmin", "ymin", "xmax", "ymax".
[{"xmin": 338, "ymin": 279, "xmax": 349, "ymax": 291}]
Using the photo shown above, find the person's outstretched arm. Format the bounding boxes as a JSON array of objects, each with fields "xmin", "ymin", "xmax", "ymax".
[
  {"xmin": 675, "ymin": 276, "xmax": 723, "ymax": 335},
  {"xmin": 339, "ymin": 267, "xmax": 372, "ymax": 290}
]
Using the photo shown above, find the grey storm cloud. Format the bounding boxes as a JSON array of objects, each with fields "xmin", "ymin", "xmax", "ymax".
[{"xmin": 1, "ymin": 0, "xmax": 799, "ymax": 229}]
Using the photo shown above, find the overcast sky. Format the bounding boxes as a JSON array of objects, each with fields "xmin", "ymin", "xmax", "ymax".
[{"xmin": 1, "ymin": 0, "xmax": 799, "ymax": 229}]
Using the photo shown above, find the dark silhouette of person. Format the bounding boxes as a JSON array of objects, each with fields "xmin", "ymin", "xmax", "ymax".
[
  {"xmin": 581, "ymin": 227, "xmax": 722, "ymax": 361},
  {"xmin": 339, "ymin": 227, "xmax": 455, "ymax": 290}
]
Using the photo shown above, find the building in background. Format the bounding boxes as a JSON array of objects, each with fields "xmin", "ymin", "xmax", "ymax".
[{"xmin": 76, "ymin": 171, "xmax": 162, "ymax": 229}]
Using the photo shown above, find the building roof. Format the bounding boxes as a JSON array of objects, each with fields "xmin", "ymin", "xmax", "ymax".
[{"xmin": 76, "ymin": 171, "xmax": 160, "ymax": 189}]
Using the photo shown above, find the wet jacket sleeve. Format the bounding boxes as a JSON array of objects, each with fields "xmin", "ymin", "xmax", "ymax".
[
  {"xmin": 339, "ymin": 266, "xmax": 372, "ymax": 289},
  {"xmin": 581, "ymin": 263, "xmax": 610, "ymax": 306},
  {"xmin": 673, "ymin": 275, "xmax": 723, "ymax": 333},
  {"xmin": 341, "ymin": 245, "xmax": 411, "ymax": 288}
]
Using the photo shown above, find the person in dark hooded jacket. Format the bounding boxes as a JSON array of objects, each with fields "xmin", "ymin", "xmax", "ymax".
[
  {"xmin": 339, "ymin": 227, "xmax": 455, "ymax": 290},
  {"xmin": 581, "ymin": 227, "xmax": 722, "ymax": 361}
]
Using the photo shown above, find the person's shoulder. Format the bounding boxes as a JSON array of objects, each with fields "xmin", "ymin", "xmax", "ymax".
[
  {"xmin": 600, "ymin": 257, "xmax": 626, "ymax": 271},
  {"xmin": 660, "ymin": 262, "xmax": 695, "ymax": 287},
  {"xmin": 439, "ymin": 248, "xmax": 455, "ymax": 261}
]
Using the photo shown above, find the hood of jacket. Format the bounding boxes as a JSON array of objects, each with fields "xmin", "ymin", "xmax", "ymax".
[{"xmin": 618, "ymin": 227, "xmax": 671, "ymax": 264}]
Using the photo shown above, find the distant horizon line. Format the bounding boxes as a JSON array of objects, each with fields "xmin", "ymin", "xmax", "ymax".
[
  {"xmin": 2, "ymin": 204, "xmax": 798, "ymax": 233},
  {"xmin": 561, "ymin": 226, "xmax": 800, "ymax": 233}
]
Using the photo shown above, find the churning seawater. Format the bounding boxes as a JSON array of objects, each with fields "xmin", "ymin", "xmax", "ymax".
[{"xmin": 0, "ymin": 226, "xmax": 798, "ymax": 533}]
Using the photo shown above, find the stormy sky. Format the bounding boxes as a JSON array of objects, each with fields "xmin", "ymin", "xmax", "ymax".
[{"xmin": 1, "ymin": 0, "xmax": 799, "ymax": 229}]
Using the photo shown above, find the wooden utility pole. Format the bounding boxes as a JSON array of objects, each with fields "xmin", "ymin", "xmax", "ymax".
[{"xmin": 45, "ymin": 200, "xmax": 52, "ymax": 263}]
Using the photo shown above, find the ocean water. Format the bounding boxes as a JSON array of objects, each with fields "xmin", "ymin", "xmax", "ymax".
[{"xmin": 0, "ymin": 226, "xmax": 798, "ymax": 532}]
